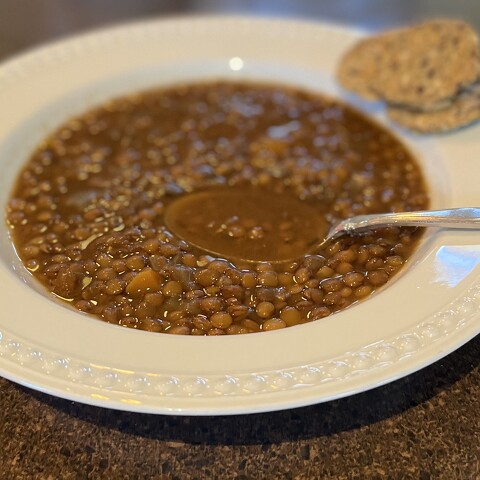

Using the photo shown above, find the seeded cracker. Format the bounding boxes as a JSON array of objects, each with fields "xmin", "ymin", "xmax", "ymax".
[
  {"xmin": 336, "ymin": 36, "xmax": 391, "ymax": 100},
  {"xmin": 387, "ymin": 83, "xmax": 480, "ymax": 132},
  {"xmin": 371, "ymin": 19, "xmax": 480, "ymax": 110}
]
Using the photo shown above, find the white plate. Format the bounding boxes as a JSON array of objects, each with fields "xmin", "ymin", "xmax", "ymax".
[{"xmin": 0, "ymin": 16, "xmax": 479, "ymax": 415}]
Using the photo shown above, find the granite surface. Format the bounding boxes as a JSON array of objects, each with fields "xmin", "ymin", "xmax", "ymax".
[
  {"xmin": 1, "ymin": 333, "xmax": 478, "ymax": 479},
  {"xmin": 1, "ymin": 1, "xmax": 480, "ymax": 478}
]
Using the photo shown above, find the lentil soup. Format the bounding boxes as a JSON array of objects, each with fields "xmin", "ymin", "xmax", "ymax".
[{"xmin": 6, "ymin": 81, "xmax": 429, "ymax": 335}]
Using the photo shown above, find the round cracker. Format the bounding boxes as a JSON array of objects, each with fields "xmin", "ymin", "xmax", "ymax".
[
  {"xmin": 387, "ymin": 86, "xmax": 480, "ymax": 132},
  {"xmin": 372, "ymin": 19, "xmax": 480, "ymax": 109},
  {"xmin": 336, "ymin": 37, "xmax": 388, "ymax": 100}
]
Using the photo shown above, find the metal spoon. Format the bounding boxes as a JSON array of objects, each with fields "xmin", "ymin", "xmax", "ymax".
[
  {"xmin": 324, "ymin": 207, "xmax": 480, "ymax": 245},
  {"xmin": 166, "ymin": 203, "xmax": 480, "ymax": 264}
]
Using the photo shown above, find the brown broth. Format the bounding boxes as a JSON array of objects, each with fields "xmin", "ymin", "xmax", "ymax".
[{"xmin": 6, "ymin": 81, "xmax": 429, "ymax": 335}]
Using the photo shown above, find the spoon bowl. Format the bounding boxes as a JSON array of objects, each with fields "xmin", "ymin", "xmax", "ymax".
[{"xmin": 165, "ymin": 199, "xmax": 480, "ymax": 264}]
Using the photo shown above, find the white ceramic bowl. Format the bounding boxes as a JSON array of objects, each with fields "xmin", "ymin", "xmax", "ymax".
[{"xmin": 0, "ymin": 16, "xmax": 479, "ymax": 415}]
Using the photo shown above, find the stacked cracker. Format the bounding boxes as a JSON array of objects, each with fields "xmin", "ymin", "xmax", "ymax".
[{"xmin": 337, "ymin": 19, "xmax": 480, "ymax": 133}]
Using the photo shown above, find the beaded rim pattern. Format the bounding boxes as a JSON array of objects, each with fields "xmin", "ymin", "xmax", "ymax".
[{"xmin": 0, "ymin": 280, "xmax": 479, "ymax": 400}]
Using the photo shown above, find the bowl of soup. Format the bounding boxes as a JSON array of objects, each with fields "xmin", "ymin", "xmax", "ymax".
[{"xmin": 0, "ymin": 16, "xmax": 476, "ymax": 415}]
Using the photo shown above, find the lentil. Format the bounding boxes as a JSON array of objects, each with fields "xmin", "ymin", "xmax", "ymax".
[
  {"xmin": 256, "ymin": 301, "xmax": 276, "ymax": 319},
  {"xmin": 280, "ymin": 306, "xmax": 302, "ymax": 326},
  {"xmin": 162, "ymin": 280, "xmax": 183, "ymax": 297},
  {"xmin": 210, "ymin": 312, "xmax": 233, "ymax": 329},
  {"xmin": 262, "ymin": 318, "xmax": 287, "ymax": 331}
]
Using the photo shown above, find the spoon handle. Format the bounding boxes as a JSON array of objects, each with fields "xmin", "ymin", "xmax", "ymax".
[{"xmin": 327, "ymin": 207, "xmax": 480, "ymax": 241}]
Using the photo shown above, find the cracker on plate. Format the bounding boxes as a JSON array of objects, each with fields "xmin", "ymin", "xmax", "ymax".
[
  {"xmin": 336, "ymin": 36, "xmax": 390, "ymax": 101},
  {"xmin": 371, "ymin": 19, "xmax": 480, "ymax": 110},
  {"xmin": 337, "ymin": 19, "xmax": 480, "ymax": 110},
  {"xmin": 387, "ymin": 84, "xmax": 480, "ymax": 132}
]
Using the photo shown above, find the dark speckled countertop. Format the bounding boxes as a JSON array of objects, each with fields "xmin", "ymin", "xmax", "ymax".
[
  {"xmin": 2, "ymin": 336, "xmax": 479, "ymax": 479},
  {"xmin": 1, "ymin": 1, "xmax": 479, "ymax": 478}
]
